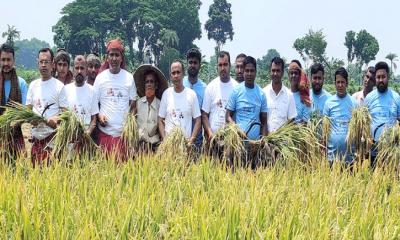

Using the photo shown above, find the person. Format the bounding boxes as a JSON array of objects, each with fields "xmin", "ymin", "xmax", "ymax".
[
  {"xmin": 134, "ymin": 64, "xmax": 168, "ymax": 151},
  {"xmin": 310, "ymin": 63, "xmax": 331, "ymax": 118},
  {"xmin": 352, "ymin": 66, "xmax": 376, "ymax": 105},
  {"xmin": 226, "ymin": 56, "xmax": 268, "ymax": 140},
  {"xmin": 235, "ymin": 53, "xmax": 246, "ymax": 83},
  {"xmin": 93, "ymin": 39, "xmax": 137, "ymax": 160},
  {"xmin": 183, "ymin": 48, "xmax": 206, "ymax": 148},
  {"xmin": 53, "ymin": 49, "xmax": 73, "ymax": 85},
  {"xmin": 323, "ymin": 67, "xmax": 357, "ymax": 165},
  {"xmin": 0, "ymin": 43, "xmax": 28, "ymax": 158},
  {"xmin": 288, "ymin": 60, "xmax": 311, "ymax": 124},
  {"xmin": 26, "ymin": 48, "xmax": 68, "ymax": 165},
  {"xmin": 86, "ymin": 53, "xmax": 101, "ymax": 86},
  {"xmin": 202, "ymin": 51, "xmax": 238, "ymax": 140},
  {"xmin": 263, "ymin": 57, "xmax": 297, "ymax": 132},
  {"xmin": 64, "ymin": 55, "xmax": 98, "ymax": 135},
  {"xmin": 364, "ymin": 61, "xmax": 400, "ymax": 166},
  {"xmin": 158, "ymin": 60, "xmax": 201, "ymax": 143}
]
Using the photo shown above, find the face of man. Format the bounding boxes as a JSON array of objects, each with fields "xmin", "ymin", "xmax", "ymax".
[
  {"xmin": 311, "ymin": 70, "xmax": 324, "ymax": 94},
  {"xmin": 144, "ymin": 73, "xmax": 157, "ymax": 98},
  {"xmin": 74, "ymin": 60, "xmax": 87, "ymax": 86},
  {"xmin": 217, "ymin": 55, "xmax": 230, "ymax": 82},
  {"xmin": 87, "ymin": 61, "xmax": 100, "ymax": 81},
  {"xmin": 38, "ymin": 51, "xmax": 53, "ymax": 79},
  {"xmin": 244, "ymin": 63, "xmax": 256, "ymax": 87},
  {"xmin": 235, "ymin": 57, "xmax": 245, "ymax": 82},
  {"xmin": 187, "ymin": 57, "xmax": 200, "ymax": 78},
  {"xmin": 170, "ymin": 62, "xmax": 184, "ymax": 88},
  {"xmin": 363, "ymin": 70, "xmax": 375, "ymax": 92},
  {"xmin": 335, "ymin": 75, "xmax": 348, "ymax": 98},
  {"xmin": 289, "ymin": 68, "xmax": 301, "ymax": 91},
  {"xmin": 376, "ymin": 69, "xmax": 388, "ymax": 93},
  {"xmin": 0, "ymin": 51, "xmax": 14, "ymax": 73},
  {"xmin": 107, "ymin": 49, "xmax": 122, "ymax": 74},
  {"xmin": 270, "ymin": 62, "xmax": 283, "ymax": 84}
]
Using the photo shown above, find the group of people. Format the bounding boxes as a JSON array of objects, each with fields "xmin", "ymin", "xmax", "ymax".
[{"xmin": 1, "ymin": 38, "xmax": 398, "ymax": 166}]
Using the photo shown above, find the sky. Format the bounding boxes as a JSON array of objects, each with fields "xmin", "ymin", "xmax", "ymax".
[{"xmin": 1, "ymin": 0, "xmax": 399, "ymax": 74}]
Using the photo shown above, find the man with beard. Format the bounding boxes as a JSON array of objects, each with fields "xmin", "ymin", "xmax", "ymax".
[
  {"xmin": 288, "ymin": 60, "xmax": 311, "ymax": 124},
  {"xmin": 202, "ymin": 51, "xmax": 238, "ymax": 140},
  {"xmin": 235, "ymin": 53, "xmax": 246, "ymax": 83},
  {"xmin": 183, "ymin": 48, "xmax": 206, "ymax": 148},
  {"xmin": 364, "ymin": 62, "xmax": 400, "ymax": 166},
  {"xmin": 263, "ymin": 57, "xmax": 297, "ymax": 132},
  {"xmin": 0, "ymin": 43, "xmax": 28, "ymax": 157},
  {"xmin": 352, "ymin": 66, "xmax": 376, "ymax": 105},
  {"xmin": 64, "ymin": 55, "xmax": 98, "ymax": 134},
  {"xmin": 86, "ymin": 53, "xmax": 101, "ymax": 86},
  {"xmin": 310, "ymin": 63, "xmax": 332, "ymax": 118},
  {"xmin": 54, "ymin": 49, "xmax": 73, "ymax": 85}
]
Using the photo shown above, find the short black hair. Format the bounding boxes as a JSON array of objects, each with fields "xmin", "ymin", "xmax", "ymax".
[
  {"xmin": 334, "ymin": 67, "xmax": 348, "ymax": 83},
  {"xmin": 0, "ymin": 43, "xmax": 15, "ymax": 58},
  {"xmin": 235, "ymin": 53, "xmax": 246, "ymax": 61},
  {"xmin": 290, "ymin": 59, "xmax": 302, "ymax": 69},
  {"xmin": 218, "ymin": 51, "xmax": 231, "ymax": 65},
  {"xmin": 171, "ymin": 59, "xmax": 185, "ymax": 73},
  {"xmin": 243, "ymin": 56, "xmax": 257, "ymax": 71},
  {"xmin": 375, "ymin": 61, "xmax": 390, "ymax": 75},
  {"xmin": 54, "ymin": 50, "xmax": 71, "ymax": 66},
  {"xmin": 38, "ymin": 48, "xmax": 54, "ymax": 61},
  {"xmin": 186, "ymin": 48, "xmax": 201, "ymax": 62},
  {"xmin": 270, "ymin": 56, "xmax": 285, "ymax": 71},
  {"xmin": 310, "ymin": 63, "xmax": 324, "ymax": 75}
]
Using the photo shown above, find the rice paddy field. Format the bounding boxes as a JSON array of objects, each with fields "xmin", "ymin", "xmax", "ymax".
[{"xmin": 1, "ymin": 153, "xmax": 400, "ymax": 239}]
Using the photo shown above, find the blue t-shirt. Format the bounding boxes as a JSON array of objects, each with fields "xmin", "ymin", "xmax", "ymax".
[
  {"xmin": 226, "ymin": 83, "xmax": 268, "ymax": 140},
  {"xmin": 364, "ymin": 88, "xmax": 400, "ymax": 142},
  {"xmin": 311, "ymin": 89, "xmax": 332, "ymax": 118},
  {"xmin": 292, "ymin": 91, "xmax": 311, "ymax": 124},
  {"xmin": 323, "ymin": 94, "xmax": 357, "ymax": 163},
  {"xmin": 3, "ymin": 77, "xmax": 28, "ymax": 104}
]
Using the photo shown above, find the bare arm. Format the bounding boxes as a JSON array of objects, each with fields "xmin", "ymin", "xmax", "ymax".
[
  {"xmin": 189, "ymin": 116, "xmax": 201, "ymax": 144},
  {"xmin": 260, "ymin": 112, "xmax": 268, "ymax": 137},
  {"xmin": 158, "ymin": 117, "xmax": 166, "ymax": 140},
  {"xmin": 226, "ymin": 109, "xmax": 235, "ymax": 124},
  {"xmin": 87, "ymin": 114, "xmax": 97, "ymax": 135},
  {"xmin": 201, "ymin": 110, "xmax": 213, "ymax": 140},
  {"xmin": 129, "ymin": 100, "xmax": 137, "ymax": 115}
]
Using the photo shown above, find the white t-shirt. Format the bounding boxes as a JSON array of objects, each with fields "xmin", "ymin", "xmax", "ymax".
[
  {"xmin": 26, "ymin": 77, "xmax": 68, "ymax": 119},
  {"xmin": 202, "ymin": 77, "xmax": 237, "ymax": 133},
  {"xmin": 64, "ymin": 83, "xmax": 99, "ymax": 128},
  {"xmin": 93, "ymin": 69, "xmax": 137, "ymax": 137},
  {"xmin": 159, "ymin": 87, "xmax": 201, "ymax": 138},
  {"xmin": 263, "ymin": 84, "xmax": 297, "ymax": 132}
]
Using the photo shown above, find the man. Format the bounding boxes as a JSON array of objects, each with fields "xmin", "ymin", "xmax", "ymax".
[
  {"xmin": 64, "ymin": 55, "xmax": 98, "ymax": 135},
  {"xmin": 226, "ymin": 56, "xmax": 268, "ymax": 140},
  {"xmin": 26, "ymin": 48, "xmax": 68, "ymax": 165},
  {"xmin": 310, "ymin": 63, "xmax": 332, "ymax": 118},
  {"xmin": 54, "ymin": 49, "xmax": 73, "ymax": 85},
  {"xmin": 86, "ymin": 53, "xmax": 101, "ymax": 86},
  {"xmin": 263, "ymin": 57, "xmax": 297, "ymax": 132},
  {"xmin": 323, "ymin": 67, "xmax": 357, "ymax": 165},
  {"xmin": 202, "ymin": 51, "xmax": 238, "ymax": 140},
  {"xmin": 235, "ymin": 53, "xmax": 246, "ymax": 83},
  {"xmin": 183, "ymin": 48, "xmax": 206, "ymax": 147},
  {"xmin": 352, "ymin": 66, "xmax": 376, "ymax": 105},
  {"xmin": 289, "ymin": 60, "xmax": 311, "ymax": 124},
  {"xmin": 0, "ymin": 43, "xmax": 28, "ymax": 157},
  {"xmin": 93, "ymin": 39, "xmax": 137, "ymax": 159},
  {"xmin": 159, "ymin": 60, "xmax": 201, "ymax": 143},
  {"xmin": 364, "ymin": 61, "xmax": 400, "ymax": 166}
]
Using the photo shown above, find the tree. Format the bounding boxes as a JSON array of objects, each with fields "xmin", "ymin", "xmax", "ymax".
[
  {"xmin": 2, "ymin": 25, "xmax": 20, "ymax": 47},
  {"xmin": 14, "ymin": 38, "xmax": 51, "ymax": 69},
  {"xmin": 257, "ymin": 49, "xmax": 281, "ymax": 86},
  {"xmin": 344, "ymin": 29, "xmax": 379, "ymax": 68},
  {"xmin": 293, "ymin": 29, "xmax": 327, "ymax": 66},
  {"xmin": 344, "ymin": 31, "xmax": 356, "ymax": 64},
  {"xmin": 386, "ymin": 53, "xmax": 398, "ymax": 79},
  {"xmin": 204, "ymin": 0, "xmax": 234, "ymax": 54}
]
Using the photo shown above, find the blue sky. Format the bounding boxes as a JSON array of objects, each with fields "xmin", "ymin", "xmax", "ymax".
[{"xmin": 1, "ymin": 0, "xmax": 399, "ymax": 73}]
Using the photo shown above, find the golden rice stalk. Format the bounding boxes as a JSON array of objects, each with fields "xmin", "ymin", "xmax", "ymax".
[
  {"xmin": 321, "ymin": 116, "xmax": 330, "ymax": 148},
  {"xmin": 346, "ymin": 107, "xmax": 372, "ymax": 161},
  {"xmin": 158, "ymin": 127, "xmax": 190, "ymax": 160},
  {"xmin": 121, "ymin": 113, "xmax": 139, "ymax": 157},
  {"xmin": 375, "ymin": 125, "xmax": 400, "ymax": 170}
]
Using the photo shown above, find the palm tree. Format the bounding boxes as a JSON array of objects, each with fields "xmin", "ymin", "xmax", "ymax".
[
  {"xmin": 386, "ymin": 53, "xmax": 398, "ymax": 79},
  {"xmin": 2, "ymin": 25, "xmax": 20, "ymax": 47}
]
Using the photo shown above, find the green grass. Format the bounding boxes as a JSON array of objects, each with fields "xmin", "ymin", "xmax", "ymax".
[{"xmin": 0, "ymin": 153, "xmax": 399, "ymax": 239}]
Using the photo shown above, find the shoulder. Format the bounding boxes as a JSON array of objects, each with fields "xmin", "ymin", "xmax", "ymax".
[{"xmin": 17, "ymin": 77, "xmax": 27, "ymax": 86}]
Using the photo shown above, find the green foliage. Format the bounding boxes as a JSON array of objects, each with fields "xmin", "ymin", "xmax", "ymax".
[
  {"xmin": 322, "ymin": 57, "xmax": 345, "ymax": 84},
  {"xmin": 293, "ymin": 29, "xmax": 327, "ymax": 64},
  {"xmin": 256, "ymin": 49, "xmax": 281, "ymax": 87},
  {"xmin": 14, "ymin": 38, "xmax": 50, "ymax": 70},
  {"xmin": 199, "ymin": 55, "xmax": 218, "ymax": 84},
  {"xmin": 344, "ymin": 30, "xmax": 379, "ymax": 67},
  {"xmin": 1, "ymin": 25, "xmax": 20, "ymax": 47},
  {"xmin": 16, "ymin": 68, "xmax": 40, "ymax": 84},
  {"xmin": 159, "ymin": 47, "xmax": 181, "ymax": 77}
]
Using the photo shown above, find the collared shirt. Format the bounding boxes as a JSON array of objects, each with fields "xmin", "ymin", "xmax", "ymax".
[
  {"xmin": 352, "ymin": 90, "xmax": 365, "ymax": 106},
  {"xmin": 263, "ymin": 84, "xmax": 297, "ymax": 132},
  {"xmin": 137, "ymin": 96, "xmax": 160, "ymax": 144},
  {"xmin": 311, "ymin": 88, "xmax": 332, "ymax": 118}
]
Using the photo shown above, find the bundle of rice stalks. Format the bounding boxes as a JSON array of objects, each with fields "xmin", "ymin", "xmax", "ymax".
[
  {"xmin": 52, "ymin": 111, "xmax": 98, "ymax": 161},
  {"xmin": 208, "ymin": 123, "xmax": 246, "ymax": 166},
  {"xmin": 346, "ymin": 107, "xmax": 372, "ymax": 162},
  {"xmin": 321, "ymin": 116, "xmax": 330, "ymax": 147},
  {"xmin": 375, "ymin": 125, "xmax": 400, "ymax": 170},
  {"xmin": 157, "ymin": 127, "xmax": 191, "ymax": 160},
  {"xmin": 121, "ymin": 113, "xmax": 139, "ymax": 157}
]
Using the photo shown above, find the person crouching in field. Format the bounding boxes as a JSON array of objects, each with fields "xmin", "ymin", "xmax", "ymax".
[
  {"xmin": 26, "ymin": 48, "xmax": 68, "ymax": 166},
  {"xmin": 93, "ymin": 39, "xmax": 137, "ymax": 161},
  {"xmin": 323, "ymin": 67, "xmax": 357, "ymax": 166},
  {"xmin": 134, "ymin": 64, "xmax": 168, "ymax": 152},
  {"xmin": 0, "ymin": 43, "xmax": 28, "ymax": 159}
]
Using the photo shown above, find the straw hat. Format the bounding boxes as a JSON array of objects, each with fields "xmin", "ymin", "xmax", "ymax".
[{"xmin": 133, "ymin": 64, "xmax": 168, "ymax": 99}]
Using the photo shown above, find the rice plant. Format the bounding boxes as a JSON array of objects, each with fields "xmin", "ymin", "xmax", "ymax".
[
  {"xmin": 121, "ymin": 113, "xmax": 139, "ymax": 157},
  {"xmin": 346, "ymin": 107, "xmax": 372, "ymax": 162}
]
